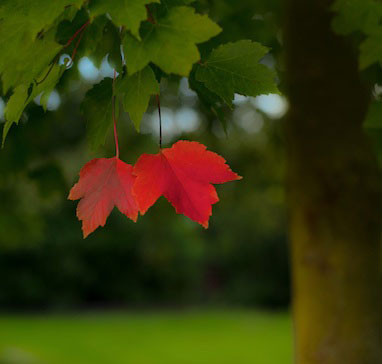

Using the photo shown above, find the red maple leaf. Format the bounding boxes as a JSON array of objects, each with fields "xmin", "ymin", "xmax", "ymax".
[
  {"xmin": 68, "ymin": 157, "xmax": 138, "ymax": 238},
  {"xmin": 132, "ymin": 140, "xmax": 241, "ymax": 228}
]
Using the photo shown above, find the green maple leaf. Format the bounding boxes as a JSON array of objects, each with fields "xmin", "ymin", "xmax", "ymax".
[
  {"xmin": 122, "ymin": 6, "xmax": 221, "ymax": 76},
  {"xmin": 56, "ymin": 10, "xmax": 108, "ymax": 67},
  {"xmin": 2, "ymin": 86, "xmax": 30, "ymax": 145},
  {"xmin": 116, "ymin": 66, "xmax": 159, "ymax": 131},
  {"xmin": 195, "ymin": 40, "xmax": 278, "ymax": 107},
  {"xmin": 81, "ymin": 78, "xmax": 113, "ymax": 151},
  {"xmin": 159, "ymin": 0, "xmax": 194, "ymax": 7},
  {"xmin": 89, "ymin": 0, "xmax": 159, "ymax": 39},
  {"xmin": 0, "ymin": 29, "xmax": 62, "ymax": 94},
  {"xmin": 60, "ymin": 16, "xmax": 123, "ymax": 71},
  {"xmin": 188, "ymin": 67, "xmax": 227, "ymax": 129},
  {"xmin": 150, "ymin": 0, "xmax": 195, "ymax": 17},
  {"xmin": 0, "ymin": 1, "xmax": 83, "ymax": 93},
  {"xmin": 92, "ymin": 20, "xmax": 123, "ymax": 71},
  {"xmin": 55, "ymin": 8, "xmax": 90, "ymax": 45},
  {"xmin": 0, "ymin": 0, "xmax": 84, "ymax": 40},
  {"xmin": 2, "ymin": 64, "xmax": 66, "ymax": 146}
]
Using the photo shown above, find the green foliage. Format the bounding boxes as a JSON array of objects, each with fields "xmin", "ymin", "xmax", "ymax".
[
  {"xmin": 0, "ymin": 1, "xmax": 82, "ymax": 93},
  {"xmin": 0, "ymin": 0, "xmax": 84, "ymax": 39},
  {"xmin": 3, "ymin": 65, "xmax": 66, "ymax": 146},
  {"xmin": 89, "ymin": 0, "xmax": 159, "ymax": 39},
  {"xmin": 0, "ymin": 0, "xmax": 292, "ymax": 313},
  {"xmin": 92, "ymin": 20, "xmax": 124, "ymax": 71},
  {"xmin": 0, "ymin": 81, "xmax": 290, "ymax": 307},
  {"xmin": 81, "ymin": 78, "xmax": 113, "ymax": 150},
  {"xmin": 158, "ymin": 0, "xmax": 195, "ymax": 8},
  {"xmin": 116, "ymin": 66, "xmax": 159, "ymax": 131},
  {"xmin": 332, "ymin": 0, "xmax": 382, "ymax": 68},
  {"xmin": 196, "ymin": 40, "xmax": 278, "ymax": 106},
  {"xmin": 0, "ymin": 29, "xmax": 62, "ymax": 94},
  {"xmin": 0, "ymin": 0, "xmax": 279, "ymax": 150},
  {"xmin": 0, "ymin": 1, "xmax": 81, "ymax": 144},
  {"xmin": 188, "ymin": 67, "xmax": 227, "ymax": 126},
  {"xmin": 122, "ymin": 6, "xmax": 221, "ymax": 76}
]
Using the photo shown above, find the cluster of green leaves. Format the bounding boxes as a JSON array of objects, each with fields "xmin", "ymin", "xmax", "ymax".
[
  {"xmin": 332, "ymin": 0, "xmax": 382, "ymax": 69},
  {"xmin": 0, "ymin": 0, "xmax": 278, "ymax": 149}
]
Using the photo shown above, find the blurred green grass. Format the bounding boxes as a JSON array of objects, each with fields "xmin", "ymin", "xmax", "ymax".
[{"xmin": 0, "ymin": 310, "xmax": 292, "ymax": 364}]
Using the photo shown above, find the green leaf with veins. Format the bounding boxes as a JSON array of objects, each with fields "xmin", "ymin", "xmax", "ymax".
[
  {"xmin": 92, "ymin": 21, "xmax": 123, "ymax": 71},
  {"xmin": 2, "ymin": 64, "xmax": 66, "ymax": 146},
  {"xmin": 2, "ymin": 86, "xmax": 30, "ymax": 146},
  {"xmin": 195, "ymin": 40, "xmax": 278, "ymax": 107},
  {"xmin": 60, "ymin": 16, "xmax": 120, "ymax": 70},
  {"xmin": 55, "ymin": 8, "xmax": 90, "ymax": 45},
  {"xmin": 151, "ymin": 0, "xmax": 195, "ymax": 17},
  {"xmin": 122, "ymin": 6, "xmax": 221, "ymax": 76},
  {"xmin": 188, "ymin": 67, "xmax": 227, "ymax": 129},
  {"xmin": 160, "ymin": 0, "xmax": 194, "ymax": 6},
  {"xmin": 56, "ymin": 15, "xmax": 109, "ymax": 68},
  {"xmin": 89, "ymin": 0, "xmax": 159, "ymax": 39},
  {"xmin": 116, "ymin": 66, "xmax": 159, "ymax": 131},
  {"xmin": 0, "ymin": 28, "xmax": 62, "ymax": 94},
  {"xmin": 81, "ymin": 78, "xmax": 113, "ymax": 151},
  {"xmin": 0, "ymin": 0, "xmax": 84, "ymax": 39},
  {"xmin": 0, "ymin": 1, "xmax": 83, "ymax": 93}
]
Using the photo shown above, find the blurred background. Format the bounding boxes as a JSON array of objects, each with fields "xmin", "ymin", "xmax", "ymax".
[
  {"xmin": 0, "ymin": 0, "xmax": 301, "ymax": 363},
  {"xmin": 0, "ymin": 69, "xmax": 292, "ymax": 364}
]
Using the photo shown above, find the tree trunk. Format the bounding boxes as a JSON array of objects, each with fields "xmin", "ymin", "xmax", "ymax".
[{"xmin": 284, "ymin": 1, "xmax": 382, "ymax": 363}]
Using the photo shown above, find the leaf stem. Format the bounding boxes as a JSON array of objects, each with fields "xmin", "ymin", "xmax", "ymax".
[
  {"xmin": 35, "ymin": 60, "xmax": 56, "ymax": 85},
  {"xmin": 156, "ymin": 94, "xmax": 162, "ymax": 149},
  {"xmin": 112, "ymin": 69, "xmax": 120, "ymax": 158},
  {"xmin": 35, "ymin": 20, "xmax": 90, "ymax": 85},
  {"xmin": 146, "ymin": 5, "xmax": 156, "ymax": 24},
  {"xmin": 64, "ymin": 19, "xmax": 90, "ymax": 48},
  {"xmin": 66, "ymin": 21, "xmax": 90, "ymax": 68}
]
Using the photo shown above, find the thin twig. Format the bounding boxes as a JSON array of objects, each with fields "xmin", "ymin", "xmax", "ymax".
[
  {"xmin": 66, "ymin": 21, "xmax": 89, "ymax": 68},
  {"xmin": 146, "ymin": 5, "xmax": 156, "ymax": 24},
  {"xmin": 156, "ymin": 94, "xmax": 162, "ymax": 149},
  {"xmin": 35, "ymin": 58, "xmax": 57, "ymax": 85},
  {"xmin": 112, "ymin": 69, "xmax": 120, "ymax": 158},
  {"xmin": 35, "ymin": 20, "xmax": 90, "ymax": 85},
  {"xmin": 64, "ymin": 19, "xmax": 90, "ymax": 47}
]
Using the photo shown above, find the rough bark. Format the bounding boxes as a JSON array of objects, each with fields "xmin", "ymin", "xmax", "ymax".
[{"xmin": 284, "ymin": 0, "xmax": 382, "ymax": 363}]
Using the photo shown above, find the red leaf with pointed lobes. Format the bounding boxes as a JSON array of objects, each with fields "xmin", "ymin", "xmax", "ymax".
[
  {"xmin": 132, "ymin": 140, "xmax": 241, "ymax": 228},
  {"xmin": 68, "ymin": 157, "xmax": 138, "ymax": 238}
]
